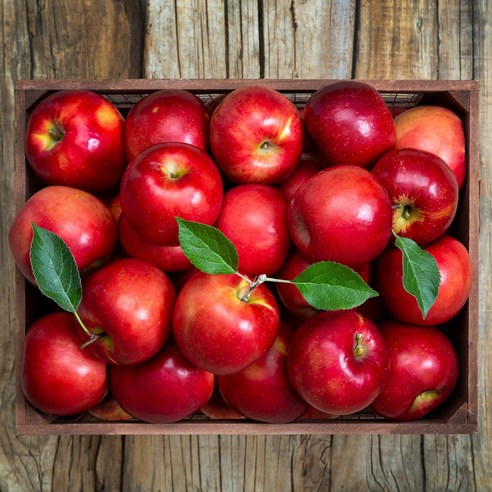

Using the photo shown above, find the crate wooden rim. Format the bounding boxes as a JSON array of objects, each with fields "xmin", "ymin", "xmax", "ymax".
[{"xmin": 14, "ymin": 79, "xmax": 480, "ymax": 436}]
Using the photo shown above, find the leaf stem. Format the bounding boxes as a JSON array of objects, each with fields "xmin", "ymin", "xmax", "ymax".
[
  {"xmin": 235, "ymin": 271, "xmax": 253, "ymax": 285},
  {"xmin": 262, "ymin": 277, "xmax": 293, "ymax": 284}
]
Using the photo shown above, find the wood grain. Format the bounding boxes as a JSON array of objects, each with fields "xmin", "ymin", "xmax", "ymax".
[
  {"xmin": 1, "ymin": 0, "xmax": 491, "ymax": 491},
  {"xmin": 145, "ymin": 0, "xmax": 356, "ymax": 79},
  {"xmin": 473, "ymin": 0, "xmax": 492, "ymax": 486},
  {"xmin": 0, "ymin": 1, "xmax": 143, "ymax": 491},
  {"xmin": 346, "ymin": 1, "xmax": 490, "ymax": 490},
  {"xmin": 261, "ymin": 0, "xmax": 356, "ymax": 78}
]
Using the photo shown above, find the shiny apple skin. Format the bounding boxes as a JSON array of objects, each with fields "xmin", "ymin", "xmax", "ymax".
[
  {"xmin": 303, "ymin": 81, "xmax": 396, "ymax": 167},
  {"xmin": 375, "ymin": 235, "xmax": 473, "ymax": 325},
  {"xmin": 110, "ymin": 340, "xmax": 215, "ymax": 424},
  {"xmin": 287, "ymin": 165, "xmax": 392, "ymax": 267},
  {"xmin": 372, "ymin": 148, "xmax": 459, "ymax": 245},
  {"xmin": 287, "ymin": 310, "xmax": 389, "ymax": 415},
  {"xmin": 370, "ymin": 321, "xmax": 459, "ymax": 420},
  {"xmin": 9, "ymin": 185, "xmax": 117, "ymax": 285},
  {"xmin": 118, "ymin": 216, "xmax": 192, "ymax": 272},
  {"xmin": 394, "ymin": 105, "xmax": 466, "ymax": 188},
  {"xmin": 76, "ymin": 258, "xmax": 176, "ymax": 365},
  {"xmin": 21, "ymin": 312, "xmax": 108, "ymax": 416},
  {"xmin": 218, "ymin": 322, "xmax": 309, "ymax": 423},
  {"xmin": 25, "ymin": 90, "xmax": 125, "ymax": 192},
  {"xmin": 277, "ymin": 153, "xmax": 324, "ymax": 203},
  {"xmin": 125, "ymin": 89, "xmax": 209, "ymax": 162},
  {"xmin": 172, "ymin": 272, "xmax": 280, "ymax": 375},
  {"xmin": 215, "ymin": 184, "xmax": 291, "ymax": 276},
  {"xmin": 119, "ymin": 142, "xmax": 223, "ymax": 245},
  {"xmin": 209, "ymin": 85, "xmax": 303, "ymax": 184}
]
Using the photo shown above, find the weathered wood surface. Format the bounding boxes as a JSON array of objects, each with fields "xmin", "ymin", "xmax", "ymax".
[{"xmin": 1, "ymin": 0, "xmax": 491, "ymax": 490}]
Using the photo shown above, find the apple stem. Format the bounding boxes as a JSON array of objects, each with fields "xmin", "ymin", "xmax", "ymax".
[
  {"xmin": 80, "ymin": 333, "xmax": 105, "ymax": 350},
  {"xmin": 353, "ymin": 333, "xmax": 364, "ymax": 357},
  {"xmin": 48, "ymin": 126, "xmax": 65, "ymax": 142},
  {"xmin": 74, "ymin": 311, "xmax": 104, "ymax": 349},
  {"xmin": 239, "ymin": 273, "xmax": 267, "ymax": 302}
]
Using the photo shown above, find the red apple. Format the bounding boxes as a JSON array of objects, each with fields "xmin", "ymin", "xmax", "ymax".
[
  {"xmin": 394, "ymin": 105, "xmax": 466, "ymax": 188},
  {"xmin": 370, "ymin": 321, "xmax": 459, "ymax": 420},
  {"xmin": 374, "ymin": 235, "xmax": 473, "ymax": 325},
  {"xmin": 89, "ymin": 393, "xmax": 135, "ymax": 421},
  {"xmin": 372, "ymin": 148, "xmax": 459, "ymax": 245},
  {"xmin": 215, "ymin": 184, "xmax": 291, "ymax": 276},
  {"xmin": 299, "ymin": 107, "xmax": 317, "ymax": 153},
  {"xmin": 218, "ymin": 322, "xmax": 309, "ymax": 423},
  {"xmin": 110, "ymin": 340, "xmax": 215, "ymax": 424},
  {"xmin": 76, "ymin": 258, "xmax": 176, "ymax": 365},
  {"xmin": 9, "ymin": 185, "xmax": 117, "ymax": 285},
  {"xmin": 303, "ymin": 81, "xmax": 396, "ymax": 167},
  {"xmin": 119, "ymin": 142, "xmax": 223, "ymax": 245},
  {"xmin": 200, "ymin": 385, "xmax": 245, "ymax": 420},
  {"xmin": 287, "ymin": 310, "xmax": 389, "ymax": 415},
  {"xmin": 25, "ymin": 90, "xmax": 125, "ymax": 192},
  {"xmin": 277, "ymin": 153, "xmax": 324, "ymax": 202},
  {"xmin": 118, "ymin": 216, "xmax": 192, "ymax": 272},
  {"xmin": 287, "ymin": 165, "xmax": 392, "ymax": 267},
  {"xmin": 21, "ymin": 312, "xmax": 108, "ymax": 416},
  {"xmin": 172, "ymin": 272, "xmax": 280, "ymax": 375},
  {"xmin": 297, "ymin": 406, "xmax": 339, "ymax": 420},
  {"xmin": 125, "ymin": 89, "xmax": 209, "ymax": 162},
  {"xmin": 107, "ymin": 193, "xmax": 122, "ymax": 223},
  {"xmin": 209, "ymin": 85, "xmax": 303, "ymax": 184}
]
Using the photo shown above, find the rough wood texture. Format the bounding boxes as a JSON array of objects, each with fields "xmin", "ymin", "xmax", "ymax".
[
  {"xmin": 1, "ymin": 1, "xmax": 491, "ymax": 491},
  {"xmin": 0, "ymin": 1, "xmax": 143, "ymax": 491},
  {"xmin": 145, "ymin": 0, "xmax": 356, "ymax": 79}
]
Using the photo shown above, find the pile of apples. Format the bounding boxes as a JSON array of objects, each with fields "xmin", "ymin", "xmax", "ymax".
[{"xmin": 10, "ymin": 81, "xmax": 472, "ymax": 425}]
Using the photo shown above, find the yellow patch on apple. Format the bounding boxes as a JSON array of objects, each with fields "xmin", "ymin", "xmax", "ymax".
[{"xmin": 95, "ymin": 105, "xmax": 120, "ymax": 130}]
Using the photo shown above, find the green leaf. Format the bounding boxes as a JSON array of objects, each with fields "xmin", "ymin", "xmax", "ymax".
[
  {"xmin": 29, "ymin": 223, "xmax": 82, "ymax": 313},
  {"xmin": 394, "ymin": 234, "xmax": 441, "ymax": 319},
  {"xmin": 292, "ymin": 261, "xmax": 378, "ymax": 311},
  {"xmin": 176, "ymin": 217, "xmax": 239, "ymax": 275}
]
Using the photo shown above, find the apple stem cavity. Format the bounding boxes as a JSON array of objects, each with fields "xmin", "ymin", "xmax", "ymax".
[
  {"xmin": 258, "ymin": 140, "xmax": 274, "ymax": 153},
  {"xmin": 353, "ymin": 333, "xmax": 364, "ymax": 357},
  {"xmin": 402, "ymin": 205, "xmax": 413, "ymax": 220},
  {"xmin": 48, "ymin": 126, "xmax": 65, "ymax": 142},
  {"xmin": 392, "ymin": 203, "xmax": 414, "ymax": 220}
]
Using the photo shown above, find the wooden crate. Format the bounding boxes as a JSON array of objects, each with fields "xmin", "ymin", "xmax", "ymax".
[{"xmin": 13, "ymin": 79, "xmax": 479, "ymax": 435}]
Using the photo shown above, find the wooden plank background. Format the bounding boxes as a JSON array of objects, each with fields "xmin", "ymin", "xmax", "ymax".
[{"xmin": 1, "ymin": 0, "xmax": 490, "ymax": 490}]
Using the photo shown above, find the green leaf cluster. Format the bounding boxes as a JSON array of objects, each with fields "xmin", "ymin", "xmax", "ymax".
[{"xmin": 28, "ymin": 219, "xmax": 441, "ymax": 319}]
